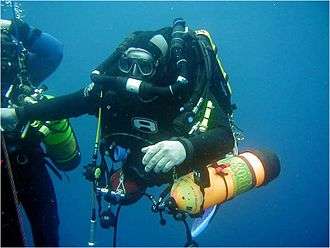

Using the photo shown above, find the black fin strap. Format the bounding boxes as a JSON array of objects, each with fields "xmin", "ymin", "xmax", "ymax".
[
  {"xmin": 99, "ymin": 140, "xmax": 111, "ymax": 187},
  {"xmin": 192, "ymin": 167, "xmax": 210, "ymax": 215},
  {"xmin": 113, "ymin": 204, "xmax": 122, "ymax": 247},
  {"xmin": 182, "ymin": 217, "xmax": 198, "ymax": 247},
  {"xmin": 96, "ymin": 192, "xmax": 103, "ymax": 219},
  {"xmin": 101, "ymin": 156, "xmax": 109, "ymax": 185},
  {"xmin": 159, "ymin": 211, "xmax": 166, "ymax": 226}
]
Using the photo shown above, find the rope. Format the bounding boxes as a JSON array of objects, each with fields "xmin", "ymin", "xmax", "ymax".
[{"xmin": 1, "ymin": 133, "xmax": 27, "ymax": 246}]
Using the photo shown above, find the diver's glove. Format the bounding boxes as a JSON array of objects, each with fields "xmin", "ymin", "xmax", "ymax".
[
  {"xmin": 142, "ymin": 140, "xmax": 186, "ymax": 174},
  {"xmin": 0, "ymin": 108, "xmax": 18, "ymax": 131}
]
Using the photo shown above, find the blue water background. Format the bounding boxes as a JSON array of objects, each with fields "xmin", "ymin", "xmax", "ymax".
[{"xmin": 2, "ymin": 1, "xmax": 329, "ymax": 246}]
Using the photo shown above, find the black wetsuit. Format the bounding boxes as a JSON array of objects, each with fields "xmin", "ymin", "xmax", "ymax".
[
  {"xmin": 1, "ymin": 21, "xmax": 62, "ymax": 247},
  {"xmin": 17, "ymin": 27, "xmax": 234, "ymax": 186},
  {"xmin": 1, "ymin": 136, "xmax": 59, "ymax": 247}
]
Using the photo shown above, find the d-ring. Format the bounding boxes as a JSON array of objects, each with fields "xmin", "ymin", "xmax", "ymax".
[{"xmin": 16, "ymin": 153, "xmax": 29, "ymax": 165}]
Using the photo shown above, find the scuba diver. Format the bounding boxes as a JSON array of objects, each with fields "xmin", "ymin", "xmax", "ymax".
[
  {"xmin": 2, "ymin": 18, "xmax": 280, "ymax": 246},
  {"xmin": 5, "ymin": 18, "xmax": 235, "ymax": 181},
  {"xmin": 1, "ymin": 18, "xmax": 80, "ymax": 246}
]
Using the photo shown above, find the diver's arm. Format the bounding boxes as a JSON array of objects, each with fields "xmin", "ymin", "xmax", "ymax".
[
  {"xmin": 141, "ymin": 125, "xmax": 233, "ymax": 175},
  {"xmin": 178, "ymin": 97, "xmax": 234, "ymax": 168},
  {"xmin": 16, "ymin": 85, "xmax": 101, "ymax": 122},
  {"xmin": 9, "ymin": 19, "xmax": 64, "ymax": 84},
  {"xmin": 141, "ymin": 97, "xmax": 234, "ymax": 174},
  {"xmin": 178, "ymin": 126, "xmax": 234, "ymax": 167},
  {"xmin": 26, "ymin": 32, "xmax": 63, "ymax": 84}
]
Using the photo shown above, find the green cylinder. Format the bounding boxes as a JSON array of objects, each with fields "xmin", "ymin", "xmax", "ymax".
[
  {"xmin": 43, "ymin": 119, "xmax": 81, "ymax": 171},
  {"xmin": 37, "ymin": 95, "xmax": 80, "ymax": 171}
]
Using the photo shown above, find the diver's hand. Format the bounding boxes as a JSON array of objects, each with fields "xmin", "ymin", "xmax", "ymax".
[
  {"xmin": 1, "ymin": 108, "xmax": 18, "ymax": 131},
  {"xmin": 142, "ymin": 141, "xmax": 186, "ymax": 174}
]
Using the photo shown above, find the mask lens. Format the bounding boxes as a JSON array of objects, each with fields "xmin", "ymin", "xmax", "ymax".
[
  {"xmin": 137, "ymin": 60, "xmax": 154, "ymax": 76},
  {"xmin": 119, "ymin": 56, "xmax": 133, "ymax": 73}
]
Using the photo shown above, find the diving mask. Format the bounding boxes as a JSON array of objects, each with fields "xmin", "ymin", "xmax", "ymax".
[{"xmin": 119, "ymin": 48, "xmax": 157, "ymax": 79}]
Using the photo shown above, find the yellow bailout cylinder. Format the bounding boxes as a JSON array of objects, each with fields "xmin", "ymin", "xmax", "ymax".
[{"xmin": 170, "ymin": 150, "xmax": 280, "ymax": 214}]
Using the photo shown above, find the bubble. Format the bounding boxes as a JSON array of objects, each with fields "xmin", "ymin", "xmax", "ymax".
[{"xmin": 0, "ymin": 0, "xmax": 25, "ymax": 20}]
